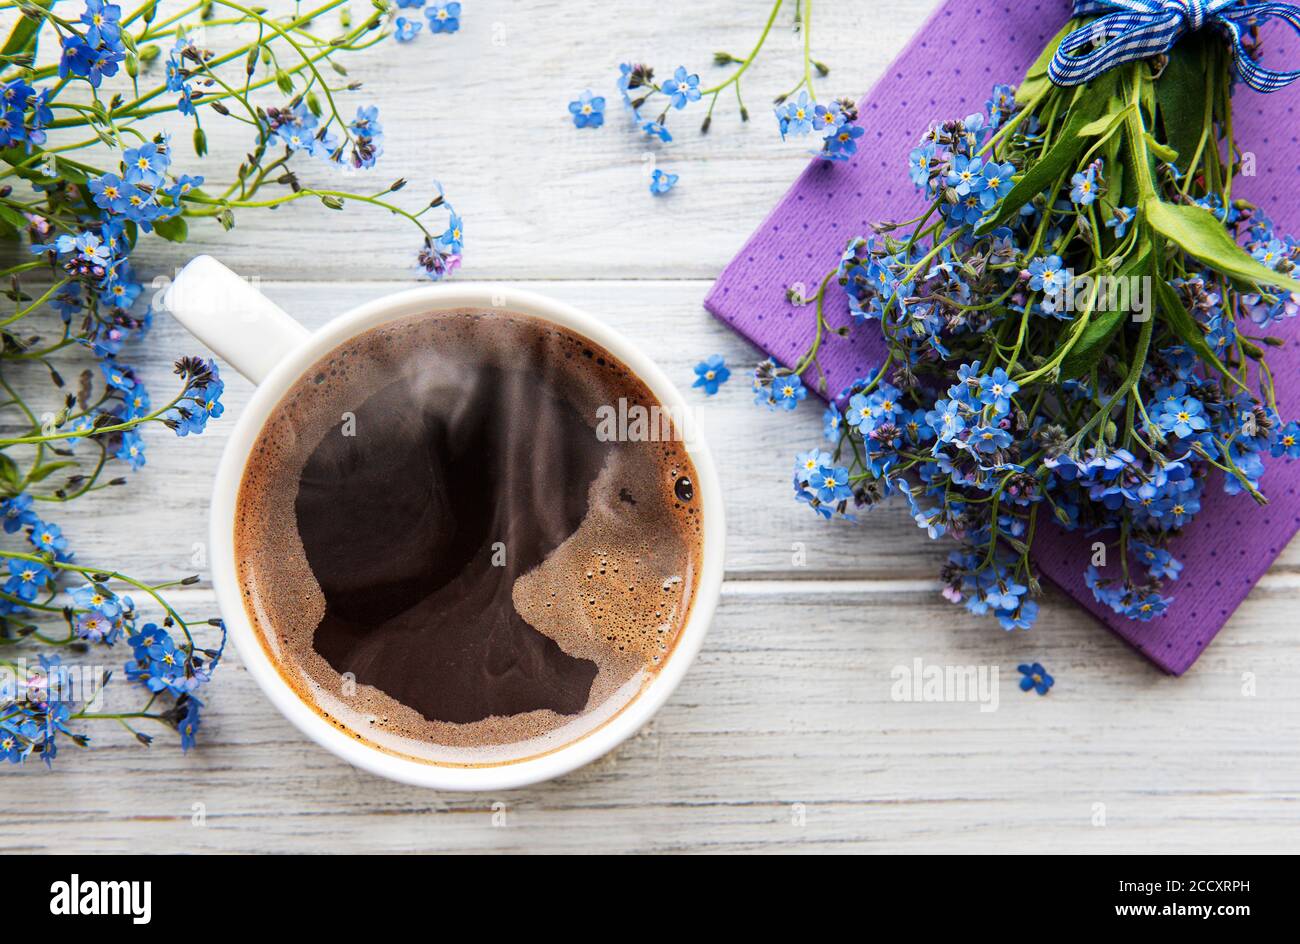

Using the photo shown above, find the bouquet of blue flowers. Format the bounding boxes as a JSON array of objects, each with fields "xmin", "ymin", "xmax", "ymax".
[
  {"xmin": 0, "ymin": 0, "xmax": 461, "ymax": 764},
  {"xmin": 756, "ymin": 10, "xmax": 1300, "ymax": 630}
]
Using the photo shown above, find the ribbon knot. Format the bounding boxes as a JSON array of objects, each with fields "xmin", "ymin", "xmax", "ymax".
[
  {"xmin": 1179, "ymin": 0, "xmax": 1208, "ymax": 30},
  {"xmin": 1049, "ymin": 0, "xmax": 1300, "ymax": 93}
]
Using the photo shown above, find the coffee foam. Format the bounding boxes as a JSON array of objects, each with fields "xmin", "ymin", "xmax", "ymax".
[{"xmin": 234, "ymin": 309, "xmax": 702, "ymax": 765}]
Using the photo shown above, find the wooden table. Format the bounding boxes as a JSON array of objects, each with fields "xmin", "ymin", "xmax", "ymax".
[{"xmin": 3, "ymin": 0, "xmax": 1297, "ymax": 853}]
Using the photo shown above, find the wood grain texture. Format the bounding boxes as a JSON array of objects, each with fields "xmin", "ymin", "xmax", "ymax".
[
  {"xmin": 2, "ymin": 0, "xmax": 1298, "ymax": 854},
  {"xmin": 111, "ymin": 0, "xmax": 940, "ymax": 280},
  {"xmin": 5, "ymin": 580, "xmax": 1298, "ymax": 853}
]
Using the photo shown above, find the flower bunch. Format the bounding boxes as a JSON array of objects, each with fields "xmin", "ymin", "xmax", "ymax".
[
  {"xmin": 0, "ymin": 0, "xmax": 462, "ymax": 763},
  {"xmin": 1, "ymin": 353, "xmax": 227, "ymax": 762},
  {"xmin": 762, "ymin": 26, "xmax": 1300, "ymax": 631},
  {"xmin": 4, "ymin": 1, "xmax": 462, "ymax": 279},
  {"xmin": 606, "ymin": 0, "xmax": 860, "ymax": 189},
  {"xmin": 392, "ymin": 0, "xmax": 461, "ymax": 43}
]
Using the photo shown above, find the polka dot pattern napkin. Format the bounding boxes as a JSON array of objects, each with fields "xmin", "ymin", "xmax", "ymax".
[{"xmin": 704, "ymin": 0, "xmax": 1300, "ymax": 674}]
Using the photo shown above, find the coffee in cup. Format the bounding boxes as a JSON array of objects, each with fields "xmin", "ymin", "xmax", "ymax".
[{"xmin": 234, "ymin": 308, "xmax": 703, "ymax": 765}]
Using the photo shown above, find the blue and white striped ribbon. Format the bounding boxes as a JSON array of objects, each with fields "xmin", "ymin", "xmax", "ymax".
[{"xmin": 1049, "ymin": 0, "xmax": 1300, "ymax": 93}]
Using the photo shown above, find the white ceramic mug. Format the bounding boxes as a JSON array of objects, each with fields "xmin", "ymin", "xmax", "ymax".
[{"xmin": 163, "ymin": 255, "xmax": 725, "ymax": 790}]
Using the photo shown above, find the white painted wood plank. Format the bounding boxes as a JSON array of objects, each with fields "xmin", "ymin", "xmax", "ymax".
[
  {"xmin": 3, "ymin": 0, "xmax": 945, "ymax": 280},
  {"xmin": 2, "ymin": 581, "xmax": 1296, "ymax": 853}
]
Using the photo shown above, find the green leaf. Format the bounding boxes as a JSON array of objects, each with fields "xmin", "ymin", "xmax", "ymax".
[
  {"xmin": 1, "ymin": 0, "xmax": 54, "ymax": 62},
  {"xmin": 27, "ymin": 460, "xmax": 77, "ymax": 484},
  {"xmin": 1101, "ymin": 100, "xmax": 1126, "ymax": 217},
  {"xmin": 52, "ymin": 156, "xmax": 90, "ymax": 185},
  {"xmin": 1149, "ymin": 258, "xmax": 1246, "ymax": 390},
  {"xmin": 0, "ymin": 452, "xmax": 21, "ymax": 495},
  {"xmin": 1144, "ymin": 133, "xmax": 1177, "ymax": 163},
  {"xmin": 0, "ymin": 203, "xmax": 28, "ymax": 231},
  {"xmin": 1079, "ymin": 102, "xmax": 1132, "ymax": 139},
  {"xmin": 1016, "ymin": 19, "xmax": 1077, "ymax": 107},
  {"xmin": 1156, "ymin": 31, "xmax": 1213, "ymax": 174},
  {"xmin": 1144, "ymin": 199, "xmax": 1300, "ymax": 294},
  {"xmin": 1077, "ymin": 114, "xmax": 1113, "ymax": 136},
  {"xmin": 152, "ymin": 214, "xmax": 189, "ymax": 243},
  {"xmin": 1060, "ymin": 247, "xmax": 1152, "ymax": 379},
  {"xmin": 978, "ymin": 71, "xmax": 1119, "ymax": 235}
]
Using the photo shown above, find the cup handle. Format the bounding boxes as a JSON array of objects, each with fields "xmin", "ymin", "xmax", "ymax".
[{"xmin": 162, "ymin": 255, "xmax": 311, "ymax": 385}]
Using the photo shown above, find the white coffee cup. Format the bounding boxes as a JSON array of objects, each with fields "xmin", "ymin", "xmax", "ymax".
[{"xmin": 163, "ymin": 255, "xmax": 725, "ymax": 790}]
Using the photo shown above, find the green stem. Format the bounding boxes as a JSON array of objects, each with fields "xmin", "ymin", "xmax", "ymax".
[{"xmin": 701, "ymin": 0, "xmax": 783, "ymax": 96}]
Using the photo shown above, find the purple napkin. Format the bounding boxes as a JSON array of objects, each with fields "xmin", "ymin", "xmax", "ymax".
[{"xmin": 706, "ymin": 0, "xmax": 1300, "ymax": 674}]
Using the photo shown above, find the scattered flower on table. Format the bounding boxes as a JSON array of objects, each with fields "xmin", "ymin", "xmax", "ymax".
[
  {"xmin": 662, "ymin": 66, "xmax": 702, "ymax": 109},
  {"xmin": 569, "ymin": 90, "xmax": 606, "ymax": 129},
  {"xmin": 395, "ymin": 17, "xmax": 423, "ymax": 42},
  {"xmin": 427, "ymin": 2, "xmax": 461, "ymax": 33},
  {"xmin": 641, "ymin": 117, "xmax": 672, "ymax": 143},
  {"xmin": 649, "ymin": 168, "xmax": 679, "ymax": 195},
  {"xmin": 692, "ymin": 355, "xmax": 731, "ymax": 395},
  {"xmin": 1018, "ymin": 663, "xmax": 1054, "ymax": 696}
]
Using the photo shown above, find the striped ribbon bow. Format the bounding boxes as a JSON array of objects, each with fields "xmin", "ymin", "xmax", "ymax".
[{"xmin": 1049, "ymin": 0, "xmax": 1300, "ymax": 93}]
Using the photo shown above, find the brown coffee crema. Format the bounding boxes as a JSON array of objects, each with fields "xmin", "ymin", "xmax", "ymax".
[{"xmin": 234, "ymin": 310, "xmax": 703, "ymax": 765}]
